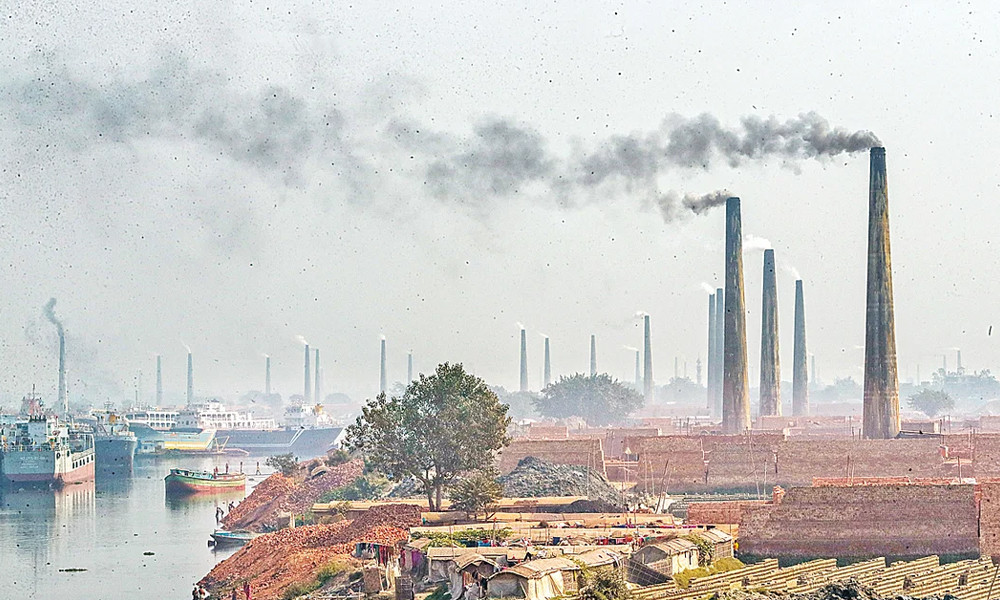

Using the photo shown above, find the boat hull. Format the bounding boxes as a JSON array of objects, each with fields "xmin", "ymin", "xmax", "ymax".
[
  {"xmin": 95, "ymin": 436, "xmax": 137, "ymax": 471},
  {"xmin": 164, "ymin": 471, "xmax": 245, "ymax": 495},
  {"xmin": 215, "ymin": 427, "xmax": 343, "ymax": 458},
  {"xmin": 132, "ymin": 424, "xmax": 217, "ymax": 454},
  {"xmin": 2, "ymin": 447, "xmax": 96, "ymax": 486}
]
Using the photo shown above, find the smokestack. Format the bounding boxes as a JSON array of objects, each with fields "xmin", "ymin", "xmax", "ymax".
[
  {"xmin": 156, "ymin": 355, "xmax": 163, "ymax": 405},
  {"xmin": 714, "ymin": 288, "xmax": 724, "ymax": 418},
  {"xmin": 634, "ymin": 350, "xmax": 641, "ymax": 389},
  {"xmin": 314, "ymin": 348, "xmax": 321, "ymax": 404},
  {"xmin": 707, "ymin": 293, "xmax": 717, "ymax": 411},
  {"xmin": 590, "ymin": 335, "xmax": 597, "ymax": 377},
  {"xmin": 696, "ymin": 358, "xmax": 702, "ymax": 386},
  {"xmin": 674, "ymin": 356, "xmax": 679, "ymax": 380},
  {"xmin": 265, "ymin": 356, "xmax": 271, "ymax": 396},
  {"xmin": 862, "ymin": 147, "xmax": 900, "ymax": 439},
  {"xmin": 380, "ymin": 338, "xmax": 387, "ymax": 394},
  {"xmin": 792, "ymin": 280, "xmax": 809, "ymax": 416},
  {"xmin": 543, "ymin": 338, "xmax": 551, "ymax": 387},
  {"xmin": 407, "ymin": 352, "xmax": 413, "ymax": 383},
  {"xmin": 957, "ymin": 350, "xmax": 963, "ymax": 373},
  {"xmin": 759, "ymin": 249, "xmax": 781, "ymax": 417},
  {"xmin": 43, "ymin": 299, "xmax": 67, "ymax": 414},
  {"xmin": 643, "ymin": 315, "xmax": 653, "ymax": 403},
  {"xmin": 722, "ymin": 197, "xmax": 751, "ymax": 433},
  {"xmin": 943, "ymin": 355, "xmax": 948, "ymax": 374},
  {"xmin": 186, "ymin": 352, "xmax": 193, "ymax": 406},
  {"xmin": 304, "ymin": 344, "xmax": 312, "ymax": 404},
  {"xmin": 519, "ymin": 329, "xmax": 528, "ymax": 392},
  {"xmin": 811, "ymin": 355, "xmax": 817, "ymax": 387}
]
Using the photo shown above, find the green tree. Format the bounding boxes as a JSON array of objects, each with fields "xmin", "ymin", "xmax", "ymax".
[
  {"xmin": 907, "ymin": 388, "xmax": 955, "ymax": 418},
  {"xmin": 577, "ymin": 564, "xmax": 631, "ymax": 600},
  {"xmin": 534, "ymin": 373, "xmax": 643, "ymax": 426},
  {"xmin": 344, "ymin": 363, "xmax": 511, "ymax": 511},
  {"xmin": 266, "ymin": 453, "xmax": 299, "ymax": 476},
  {"xmin": 449, "ymin": 468, "xmax": 503, "ymax": 519}
]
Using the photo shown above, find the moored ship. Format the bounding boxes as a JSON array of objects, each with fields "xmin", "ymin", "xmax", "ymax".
[{"xmin": 1, "ymin": 415, "xmax": 95, "ymax": 486}]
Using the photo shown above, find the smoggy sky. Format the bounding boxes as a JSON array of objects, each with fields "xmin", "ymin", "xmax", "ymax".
[{"xmin": 1, "ymin": 1, "xmax": 997, "ymax": 407}]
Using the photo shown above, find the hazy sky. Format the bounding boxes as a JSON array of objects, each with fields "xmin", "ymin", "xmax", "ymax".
[{"xmin": 2, "ymin": 1, "xmax": 998, "ymax": 407}]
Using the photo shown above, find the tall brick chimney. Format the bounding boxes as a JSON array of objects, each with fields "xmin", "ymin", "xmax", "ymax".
[
  {"xmin": 543, "ymin": 337, "xmax": 551, "ymax": 387},
  {"xmin": 590, "ymin": 334, "xmax": 597, "ymax": 377},
  {"xmin": 862, "ymin": 146, "xmax": 900, "ymax": 438},
  {"xmin": 714, "ymin": 287, "xmax": 724, "ymax": 418},
  {"xmin": 156, "ymin": 355, "xmax": 163, "ymax": 405},
  {"xmin": 407, "ymin": 352, "xmax": 413, "ymax": 383},
  {"xmin": 707, "ymin": 293, "xmax": 717, "ymax": 413},
  {"xmin": 379, "ymin": 339, "xmax": 387, "ymax": 395},
  {"xmin": 519, "ymin": 328, "xmax": 528, "ymax": 392},
  {"xmin": 265, "ymin": 355, "xmax": 271, "ymax": 396},
  {"xmin": 792, "ymin": 280, "xmax": 809, "ymax": 416},
  {"xmin": 722, "ymin": 197, "xmax": 751, "ymax": 433},
  {"xmin": 186, "ymin": 352, "xmax": 193, "ymax": 406},
  {"xmin": 643, "ymin": 315, "xmax": 653, "ymax": 403},
  {"xmin": 634, "ymin": 350, "xmax": 641, "ymax": 389},
  {"xmin": 314, "ymin": 348, "xmax": 321, "ymax": 405},
  {"xmin": 304, "ymin": 344, "xmax": 312, "ymax": 403},
  {"xmin": 759, "ymin": 248, "xmax": 781, "ymax": 417}
]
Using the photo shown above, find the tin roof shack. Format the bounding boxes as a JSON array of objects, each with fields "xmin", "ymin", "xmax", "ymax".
[
  {"xmin": 487, "ymin": 549, "xmax": 622, "ymax": 600},
  {"xmin": 625, "ymin": 539, "xmax": 699, "ymax": 585},
  {"xmin": 425, "ymin": 547, "xmax": 523, "ymax": 583},
  {"xmin": 695, "ymin": 529, "xmax": 734, "ymax": 560}
]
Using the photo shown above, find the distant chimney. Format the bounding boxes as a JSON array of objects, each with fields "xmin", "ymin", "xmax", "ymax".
[
  {"xmin": 792, "ymin": 280, "xmax": 809, "ymax": 416},
  {"xmin": 707, "ymin": 293, "xmax": 717, "ymax": 412},
  {"xmin": 543, "ymin": 338, "xmax": 551, "ymax": 387},
  {"xmin": 943, "ymin": 355, "xmax": 948, "ymax": 374},
  {"xmin": 186, "ymin": 352, "xmax": 194, "ymax": 406},
  {"xmin": 380, "ymin": 339, "xmax": 387, "ymax": 394},
  {"xmin": 674, "ymin": 356, "xmax": 679, "ymax": 380},
  {"xmin": 314, "ymin": 348, "xmax": 321, "ymax": 404},
  {"xmin": 407, "ymin": 352, "xmax": 413, "ymax": 383},
  {"xmin": 759, "ymin": 249, "xmax": 781, "ymax": 417},
  {"xmin": 714, "ymin": 288, "xmax": 725, "ymax": 418},
  {"xmin": 519, "ymin": 329, "xmax": 528, "ymax": 392},
  {"xmin": 643, "ymin": 315, "xmax": 653, "ymax": 403},
  {"xmin": 58, "ymin": 333, "xmax": 66, "ymax": 414},
  {"xmin": 862, "ymin": 147, "xmax": 900, "ymax": 439},
  {"xmin": 634, "ymin": 350, "xmax": 641, "ymax": 389},
  {"xmin": 304, "ymin": 344, "xmax": 312, "ymax": 404},
  {"xmin": 265, "ymin": 356, "xmax": 271, "ymax": 396},
  {"xmin": 590, "ymin": 335, "xmax": 597, "ymax": 377},
  {"xmin": 722, "ymin": 197, "xmax": 751, "ymax": 433},
  {"xmin": 957, "ymin": 350, "xmax": 963, "ymax": 373},
  {"xmin": 156, "ymin": 355, "xmax": 163, "ymax": 405},
  {"xmin": 696, "ymin": 357, "xmax": 702, "ymax": 386},
  {"xmin": 811, "ymin": 355, "xmax": 817, "ymax": 387}
]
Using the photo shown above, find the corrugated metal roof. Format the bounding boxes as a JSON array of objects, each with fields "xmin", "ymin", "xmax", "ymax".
[
  {"xmin": 642, "ymin": 539, "xmax": 698, "ymax": 555},
  {"xmin": 454, "ymin": 553, "xmax": 500, "ymax": 570},
  {"xmin": 697, "ymin": 529, "xmax": 733, "ymax": 544},
  {"xmin": 504, "ymin": 557, "xmax": 579, "ymax": 579}
]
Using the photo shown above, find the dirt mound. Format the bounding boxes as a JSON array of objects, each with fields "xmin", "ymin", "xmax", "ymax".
[
  {"xmin": 203, "ymin": 504, "xmax": 418, "ymax": 600},
  {"xmin": 552, "ymin": 498, "xmax": 622, "ymax": 513},
  {"xmin": 223, "ymin": 459, "xmax": 364, "ymax": 532},
  {"xmin": 499, "ymin": 456, "xmax": 623, "ymax": 508}
]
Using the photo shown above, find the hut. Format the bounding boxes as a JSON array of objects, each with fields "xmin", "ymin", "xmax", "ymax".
[
  {"xmin": 696, "ymin": 529, "xmax": 734, "ymax": 560},
  {"xmin": 625, "ymin": 539, "xmax": 699, "ymax": 585},
  {"xmin": 487, "ymin": 549, "xmax": 622, "ymax": 600}
]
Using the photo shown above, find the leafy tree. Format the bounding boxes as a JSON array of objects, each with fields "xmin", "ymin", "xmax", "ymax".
[
  {"xmin": 534, "ymin": 373, "xmax": 643, "ymax": 426},
  {"xmin": 657, "ymin": 377, "xmax": 703, "ymax": 404},
  {"xmin": 490, "ymin": 385, "xmax": 539, "ymax": 421},
  {"xmin": 907, "ymin": 388, "xmax": 955, "ymax": 418},
  {"xmin": 449, "ymin": 468, "xmax": 503, "ymax": 519},
  {"xmin": 266, "ymin": 453, "xmax": 299, "ymax": 476},
  {"xmin": 344, "ymin": 363, "xmax": 511, "ymax": 511},
  {"xmin": 319, "ymin": 474, "xmax": 391, "ymax": 502},
  {"xmin": 576, "ymin": 563, "xmax": 631, "ymax": 600},
  {"xmin": 325, "ymin": 448, "xmax": 351, "ymax": 467},
  {"xmin": 813, "ymin": 377, "xmax": 863, "ymax": 403}
]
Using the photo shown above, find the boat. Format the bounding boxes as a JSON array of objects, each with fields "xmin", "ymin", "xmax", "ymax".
[
  {"xmin": 86, "ymin": 408, "xmax": 138, "ymax": 471},
  {"xmin": 164, "ymin": 468, "xmax": 246, "ymax": 494},
  {"xmin": 209, "ymin": 530, "xmax": 257, "ymax": 547},
  {"xmin": 1, "ymin": 412, "xmax": 95, "ymax": 486},
  {"xmin": 131, "ymin": 424, "xmax": 219, "ymax": 455},
  {"xmin": 214, "ymin": 426, "xmax": 344, "ymax": 458}
]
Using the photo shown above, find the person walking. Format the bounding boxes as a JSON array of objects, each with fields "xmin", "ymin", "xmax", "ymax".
[
  {"xmin": 225, "ymin": 462, "xmax": 229, "ymax": 474},
  {"xmin": 243, "ymin": 580, "xmax": 252, "ymax": 600},
  {"xmin": 255, "ymin": 461, "xmax": 261, "ymax": 475}
]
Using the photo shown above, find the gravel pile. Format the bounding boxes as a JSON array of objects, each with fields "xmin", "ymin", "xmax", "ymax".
[{"xmin": 498, "ymin": 456, "xmax": 624, "ymax": 509}]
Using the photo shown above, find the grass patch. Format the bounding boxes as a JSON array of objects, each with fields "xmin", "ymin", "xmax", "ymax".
[
  {"xmin": 673, "ymin": 558, "xmax": 744, "ymax": 588},
  {"xmin": 281, "ymin": 559, "xmax": 353, "ymax": 599}
]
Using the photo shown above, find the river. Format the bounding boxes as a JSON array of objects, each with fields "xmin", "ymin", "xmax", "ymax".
[{"xmin": 0, "ymin": 456, "xmax": 270, "ymax": 599}]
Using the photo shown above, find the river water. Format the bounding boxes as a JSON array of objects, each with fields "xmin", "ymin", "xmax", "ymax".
[{"xmin": 0, "ymin": 456, "xmax": 269, "ymax": 599}]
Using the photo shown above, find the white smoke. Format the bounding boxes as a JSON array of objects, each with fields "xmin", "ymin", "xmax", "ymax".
[
  {"xmin": 743, "ymin": 234, "xmax": 773, "ymax": 252},
  {"xmin": 623, "ymin": 345, "xmax": 639, "ymax": 352},
  {"xmin": 699, "ymin": 282, "xmax": 716, "ymax": 294},
  {"xmin": 295, "ymin": 335, "xmax": 309, "ymax": 346},
  {"xmin": 181, "ymin": 341, "xmax": 192, "ymax": 353},
  {"xmin": 782, "ymin": 262, "xmax": 801, "ymax": 280},
  {"xmin": 634, "ymin": 311, "xmax": 648, "ymax": 319},
  {"xmin": 538, "ymin": 332, "xmax": 548, "ymax": 339},
  {"xmin": 516, "ymin": 321, "xmax": 525, "ymax": 330}
]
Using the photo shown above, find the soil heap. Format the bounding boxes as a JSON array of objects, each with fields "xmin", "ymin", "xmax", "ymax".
[{"xmin": 498, "ymin": 456, "xmax": 624, "ymax": 509}]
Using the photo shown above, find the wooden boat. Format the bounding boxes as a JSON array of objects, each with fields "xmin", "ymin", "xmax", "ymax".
[
  {"xmin": 164, "ymin": 468, "xmax": 246, "ymax": 494},
  {"xmin": 210, "ymin": 530, "xmax": 256, "ymax": 547}
]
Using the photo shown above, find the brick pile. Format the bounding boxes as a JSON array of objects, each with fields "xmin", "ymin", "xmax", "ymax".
[
  {"xmin": 223, "ymin": 460, "xmax": 364, "ymax": 532},
  {"xmin": 497, "ymin": 438, "xmax": 606, "ymax": 475}
]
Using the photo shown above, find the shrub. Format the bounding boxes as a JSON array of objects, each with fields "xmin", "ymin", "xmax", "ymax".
[
  {"xmin": 266, "ymin": 453, "xmax": 299, "ymax": 476},
  {"xmin": 673, "ymin": 558, "xmax": 744, "ymax": 588}
]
